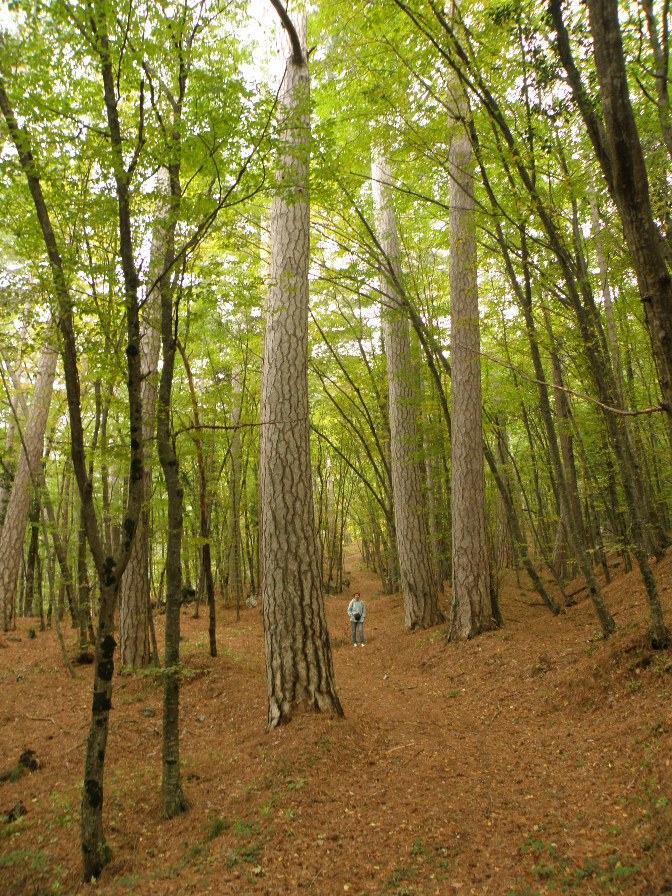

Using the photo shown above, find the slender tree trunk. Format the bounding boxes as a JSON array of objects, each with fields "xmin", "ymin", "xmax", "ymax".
[
  {"xmin": 77, "ymin": 505, "xmax": 93, "ymax": 652},
  {"xmin": 23, "ymin": 496, "xmax": 41, "ymax": 618},
  {"xmin": 0, "ymin": 342, "xmax": 58, "ymax": 631},
  {"xmin": 552, "ymin": 0, "xmax": 672, "ymax": 440},
  {"xmin": 424, "ymin": 432, "xmax": 448, "ymax": 590},
  {"xmin": 80, "ymin": 584, "xmax": 117, "ymax": 876},
  {"xmin": 228, "ymin": 365, "xmax": 244, "ymax": 617},
  {"xmin": 587, "ymin": 231, "xmax": 669, "ymax": 557},
  {"xmin": 260, "ymin": 9, "xmax": 343, "ymax": 729},
  {"xmin": 36, "ymin": 465, "xmax": 77, "ymax": 628},
  {"xmin": 158, "ymin": 270, "xmax": 188, "ymax": 820},
  {"xmin": 371, "ymin": 151, "xmax": 443, "ymax": 630},
  {"xmin": 514, "ymin": 232, "xmax": 614, "ymax": 633},
  {"xmin": 0, "ymin": 348, "xmax": 29, "ymax": 529},
  {"xmin": 493, "ymin": 420, "xmax": 518, "ymax": 571},
  {"xmin": 0, "ymin": 394, "xmax": 16, "ymax": 528},
  {"xmin": 179, "ymin": 339, "xmax": 217, "ymax": 657},
  {"xmin": 543, "ymin": 305, "xmax": 583, "ymax": 582},
  {"xmin": 1, "ymin": 34, "xmax": 147, "ymax": 879},
  {"xmin": 38, "ymin": 507, "xmax": 75, "ymax": 677},
  {"xmin": 590, "ymin": 194, "xmax": 624, "ymax": 397},
  {"xmin": 119, "ymin": 170, "xmax": 168, "ymax": 669}
]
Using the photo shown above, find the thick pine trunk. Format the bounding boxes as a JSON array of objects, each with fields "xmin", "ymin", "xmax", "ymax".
[
  {"xmin": 260, "ymin": 11, "xmax": 342, "ymax": 729},
  {"xmin": 371, "ymin": 152, "xmax": 443, "ymax": 630},
  {"xmin": 118, "ymin": 528, "xmax": 150, "ymax": 667},
  {"xmin": 448, "ymin": 123, "xmax": 495, "ymax": 639}
]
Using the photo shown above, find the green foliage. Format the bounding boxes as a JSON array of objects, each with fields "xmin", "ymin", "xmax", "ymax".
[
  {"xmin": 0, "ymin": 764, "xmax": 25, "ymax": 784},
  {"xmin": 285, "ymin": 777, "xmax": 306, "ymax": 792},
  {"xmin": 0, "ymin": 848, "xmax": 48, "ymax": 871},
  {"xmin": 517, "ymin": 829, "xmax": 642, "ymax": 893},
  {"xmin": 49, "ymin": 791, "xmax": 76, "ymax": 829},
  {"xmin": 206, "ymin": 817, "xmax": 231, "ymax": 840}
]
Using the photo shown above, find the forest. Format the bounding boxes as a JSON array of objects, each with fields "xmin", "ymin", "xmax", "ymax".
[{"xmin": 1, "ymin": 0, "xmax": 672, "ymax": 893}]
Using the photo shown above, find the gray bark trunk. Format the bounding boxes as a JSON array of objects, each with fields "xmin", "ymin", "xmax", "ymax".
[
  {"xmin": 371, "ymin": 151, "xmax": 443, "ymax": 630},
  {"xmin": 447, "ymin": 115, "xmax": 495, "ymax": 638},
  {"xmin": 260, "ymin": 11, "xmax": 343, "ymax": 729},
  {"xmin": 0, "ymin": 342, "xmax": 58, "ymax": 631}
]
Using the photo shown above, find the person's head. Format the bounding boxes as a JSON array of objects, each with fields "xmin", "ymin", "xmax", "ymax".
[{"xmin": 354, "ymin": 592, "xmax": 360, "ymax": 599}]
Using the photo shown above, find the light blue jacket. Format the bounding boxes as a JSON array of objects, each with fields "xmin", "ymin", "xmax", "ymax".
[{"xmin": 348, "ymin": 598, "xmax": 366, "ymax": 621}]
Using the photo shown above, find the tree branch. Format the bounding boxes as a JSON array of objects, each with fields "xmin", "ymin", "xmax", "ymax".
[{"xmin": 268, "ymin": 0, "xmax": 304, "ymax": 64}]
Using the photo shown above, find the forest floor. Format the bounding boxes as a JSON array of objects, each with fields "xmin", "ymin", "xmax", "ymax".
[{"xmin": 1, "ymin": 546, "xmax": 672, "ymax": 896}]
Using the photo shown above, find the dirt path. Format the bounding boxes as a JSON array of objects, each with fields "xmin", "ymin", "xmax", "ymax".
[{"xmin": 1, "ymin": 545, "xmax": 672, "ymax": 895}]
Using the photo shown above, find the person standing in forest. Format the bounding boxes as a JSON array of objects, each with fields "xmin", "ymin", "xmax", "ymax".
[{"xmin": 348, "ymin": 592, "xmax": 366, "ymax": 647}]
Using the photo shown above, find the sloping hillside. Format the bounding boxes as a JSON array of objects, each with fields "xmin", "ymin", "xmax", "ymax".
[{"xmin": 1, "ymin": 547, "xmax": 671, "ymax": 895}]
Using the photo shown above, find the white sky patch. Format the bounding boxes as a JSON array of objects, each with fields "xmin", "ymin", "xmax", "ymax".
[
  {"xmin": 0, "ymin": 2, "xmax": 16, "ymax": 31},
  {"xmin": 240, "ymin": 0, "xmax": 284, "ymax": 88}
]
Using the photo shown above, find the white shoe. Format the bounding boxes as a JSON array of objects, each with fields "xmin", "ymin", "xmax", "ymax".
[
  {"xmin": 360, "ymin": 643, "xmax": 365, "ymax": 647},
  {"xmin": 353, "ymin": 643, "xmax": 358, "ymax": 647}
]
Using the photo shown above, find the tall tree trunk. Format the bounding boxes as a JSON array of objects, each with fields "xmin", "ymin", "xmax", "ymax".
[
  {"xmin": 552, "ymin": 0, "xmax": 672, "ymax": 441},
  {"xmin": 228, "ymin": 364, "xmax": 244, "ymax": 617},
  {"xmin": 493, "ymin": 419, "xmax": 518, "ymax": 571},
  {"xmin": 260, "ymin": 8, "xmax": 343, "ymax": 729},
  {"xmin": 486, "ymin": 190, "xmax": 614, "ymax": 628},
  {"xmin": 1, "ymin": 30, "xmax": 147, "ymax": 878},
  {"xmin": 80, "ymin": 584, "xmax": 117, "ymax": 876},
  {"xmin": 77, "ymin": 503, "xmax": 94, "ymax": 652},
  {"xmin": 157, "ymin": 187, "xmax": 188, "ymax": 820},
  {"xmin": 35, "ymin": 464, "xmax": 77, "ymax": 628},
  {"xmin": 0, "ymin": 342, "xmax": 58, "ymax": 631},
  {"xmin": 23, "ymin": 495, "xmax": 41, "ymax": 618},
  {"xmin": 119, "ymin": 170, "xmax": 168, "ymax": 669},
  {"xmin": 590, "ymin": 201, "xmax": 669, "ymax": 557},
  {"xmin": 371, "ymin": 151, "xmax": 443, "ymax": 630},
  {"xmin": 519, "ymin": 270, "xmax": 614, "ymax": 633},
  {"xmin": 447, "ymin": 91, "xmax": 495, "ymax": 639},
  {"xmin": 179, "ymin": 339, "xmax": 217, "ymax": 658},
  {"xmin": 424, "ymin": 427, "xmax": 447, "ymax": 592},
  {"xmin": 590, "ymin": 194, "xmax": 624, "ymax": 398},
  {"xmin": 0, "ymin": 352, "xmax": 22, "ymax": 528},
  {"xmin": 542, "ymin": 304, "xmax": 584, "ymax": 583}
]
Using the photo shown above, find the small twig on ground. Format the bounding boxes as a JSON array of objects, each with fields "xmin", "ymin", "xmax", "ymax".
[
  {"xmin": 24, "ymin": 714, "xmax": 57, "ymax": 724},
  {"xmin": 386, "ymin": 741, "xmax": 415, "ymax": 754},
  {"xmin": 308, "ymin": 866, "xmax": 325, "ymax": 887},
  {"xmin": 401, "ymin": 749, "xmax": 425, "ymax": 767}
]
